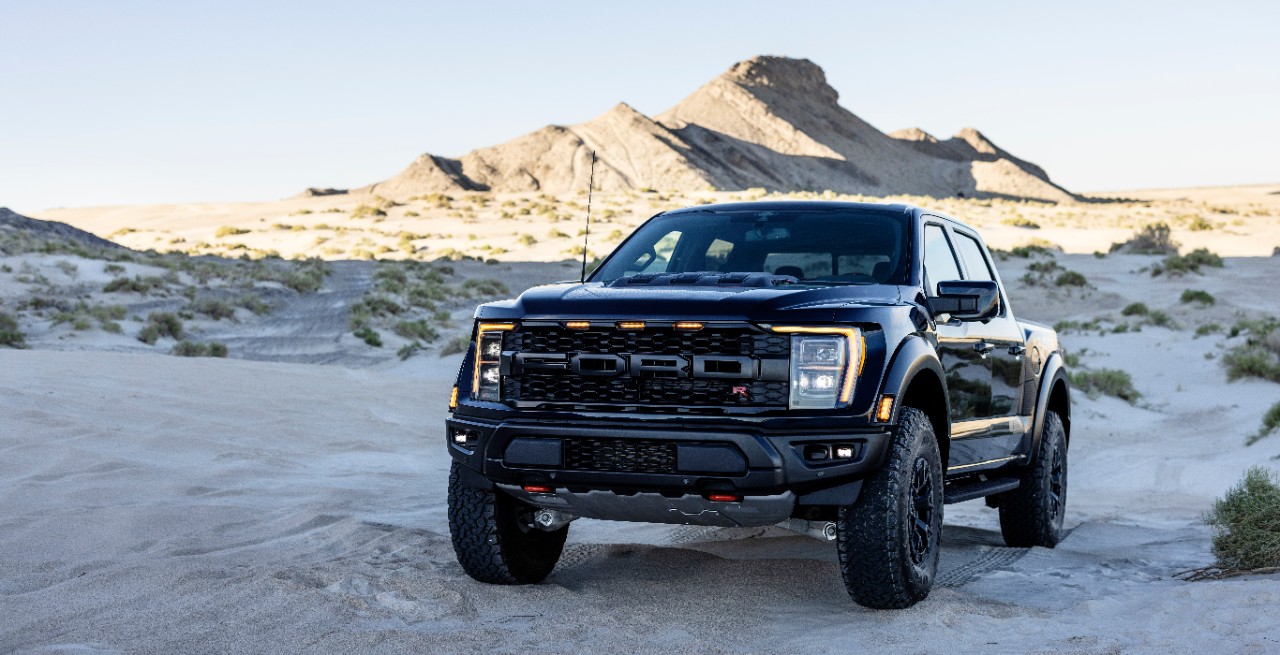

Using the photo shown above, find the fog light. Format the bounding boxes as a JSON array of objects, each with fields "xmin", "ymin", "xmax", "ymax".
[{"xmin": 834, "ymin": 445, "xmax": 855, "ymax": 459}]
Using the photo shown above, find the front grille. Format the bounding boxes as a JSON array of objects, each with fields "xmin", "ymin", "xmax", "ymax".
[
  {"xmin": 501, "ymin": 323, "xmax": 789, "ymax": 409},
  {"xmin": 507, "ymin": 326, "xmax": 788, "ymax": 357},
  {"xmin": 563, "ymin": 437, "xmax": 677, "ymax": 473},
  {"xmin": 504, "ymin": 377, "xmax": 788, "ymax": 407}
]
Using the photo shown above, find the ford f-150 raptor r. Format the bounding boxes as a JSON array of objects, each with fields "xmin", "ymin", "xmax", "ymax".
[{"xmin": 444, "ymin": 201, "xmax": 1071, "ymax": 608}]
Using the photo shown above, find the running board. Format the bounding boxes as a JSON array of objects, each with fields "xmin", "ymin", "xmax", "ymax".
[{"xmin": 944, "ymin": 477, "xmax": 1020, "ymax": 504}]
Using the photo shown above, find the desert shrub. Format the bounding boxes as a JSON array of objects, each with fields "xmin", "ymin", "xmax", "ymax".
[
  {"xmin": 56, "ymin": 260, "xmax": 78, "ymax": 277},
  {"xmin": 1157, "ymin": 248, "xmax": 1224, "ymax": 276},
  {"xmin": 397, "ymin": 341, "xmax": 426, "ymax": 360},
  {"xmin": 252, "ymin": 259, "xmax": 327, "ymax": 293},
  {"xmin": 1203, "ymin": 467, "xmax": 1280, "ymax": 569},
  {"xmin": 1070, "ymin": 368, "xmax": 1140, "ymax": 403},
  {"xmin": 103, "ymin": 263, "xmax": 126, "ymax": 275},
  {"xmin": 214, "ymin": 226, "xmax": 250, "ymax": 238},
  {"xmin": 1002, "ymin": 216, "xmax": 1040, "ymax": 229},
  {"xmin": 1246, "ymin": 402, "xmax": 1280, "ymax": 446},
  {"xmin": 1121, "ymin": 302, "xmax": 1150, "ymax": 317},
  {"xmin": 1188, "ymin": 216, "xmax": 1216, "ymax": 232},
  {"xmin": 137, "ymin": 312, "xmax": 184, "ymax": 344},
  {"xmin": 439, "ymin": 334, "xmax": 469, "ymax": 357},
  {"xmin": 1148, "ymin": 310, "xmax": 1176, "ymax": 328},
  {"xmin": 1195, "ymin": 323, "xmax": 1222, "ymax": 337},
  {"xmin": 394, "ymin": 319, "xmax": 439, "ymax": 342},
  {"xmin": 359, "ymin": 294, "xmax": 404, "ymax": 317},
  {"xmin": 1180, "ymin": 289, "xmax": 1216, "ymax": 306},
  {"xmin": 1007, "ymin": 243, "xmax": 1056, "ymax": 258},
  {"xmin": 1055, "ymin": 271, "xmax": 1088, "ymax": 287},
  {"xmin": 190, "ymin": 298, "xmax": 237, "ymax": 320},
  {"xmin": 171, "ymin": 340, "xmax": 228, "ymax": 357},
  {"xmin": 1111, "ymin": 222, "xmax": 1178, "ymax": 254},
  {"xmin": 103, "ymin": 275, "xmax": 168, "ymax": 295},
  {"xmin": 407, "ymin": 285, "xmax": 444, "ymax": 309},
  {"xmin": 1228, "ymin": 316, "xmax": 1280, "ymax": 340},
  {"xmin": 52, "ymin": 302, "xmax": 127, "ymax": 333},
  {"xmin": 461, "ymin": 278, "xmax": 509, "ymax": 297},
  {"xmin": 236, "ymin": 294, "xmax": 273, "ymax": 315},
  {"xmin": 0, "ymin": 312, "xmax": 25, "ymax": 348},
  {"xmin": 1223, "ymin": 346, "xmax": 1280, "ymax": 383},
  {"xmin": 351, "ymin": 204, "xmax": 387, "ymax": 219},
  {"xmin": 517, "ymin": 234, "xmax": 537, "ymax": 246},
  {"xmin": 353, "ymin": 326, "xmax": 382, "ymax": 347},
  {"xmin": 548, "ymin": 229, "xmax": 569, "ymax": 239}
]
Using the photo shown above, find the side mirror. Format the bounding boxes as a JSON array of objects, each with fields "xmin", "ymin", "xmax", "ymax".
[{"xmin": 926, "ymin": 280, "xmax": 1000, "ymax": 321}]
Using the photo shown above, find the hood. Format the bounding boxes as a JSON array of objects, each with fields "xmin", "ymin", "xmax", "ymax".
[{"xmin": 477, "ymin": 281, "xmax": 904, "ymax": 322}]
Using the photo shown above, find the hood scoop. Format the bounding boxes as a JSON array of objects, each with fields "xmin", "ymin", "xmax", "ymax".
[{"xmin": 606, "ymin": 272, "xmax": 798, "ymax": 288}]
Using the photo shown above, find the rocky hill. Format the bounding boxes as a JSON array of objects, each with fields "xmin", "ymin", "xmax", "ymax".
[
  {"xmin": 0, "ymin": 207, "xmax": 123, "ymax": 250},
  {"xmin": 359, "ymin": 56, "xmax": 1075, "ymax": 202}
]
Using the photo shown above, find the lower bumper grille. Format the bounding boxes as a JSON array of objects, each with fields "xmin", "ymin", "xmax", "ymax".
[{"xmin": 564, "ymin": 437, "xmax": 677, "ymax": 474}]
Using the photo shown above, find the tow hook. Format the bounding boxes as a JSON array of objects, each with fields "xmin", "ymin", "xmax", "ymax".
[{"xmin": 531, "ymin": 508, "xmax": 577, "ymax": 531}]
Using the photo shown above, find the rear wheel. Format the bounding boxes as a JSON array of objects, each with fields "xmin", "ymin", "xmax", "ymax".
[
  {"xmin": 837, "ymin": 407, "xmax": 943, "ymax": 609},
  {"xmin": 998, "ymin": 411, "xmax": 1067, "ymax": 547},
  {"xmin": 447, "ymin": 462, "xmax": 568, "ymax": 584}
]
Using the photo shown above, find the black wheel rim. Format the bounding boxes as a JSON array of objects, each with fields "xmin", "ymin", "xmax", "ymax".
[
  {"xmin": 908, "ymin": 456, "xmax": 935, "ymax": 565},
  {"xmin": 1048, "ymin": 442, "xmax": 1066, "ymax": 522}
]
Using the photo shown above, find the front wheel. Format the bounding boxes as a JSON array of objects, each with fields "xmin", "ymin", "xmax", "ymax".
[
  {"xmin": 447, "ymin": 462, "xmax": 568, "ymax": 584},
  {"xmin": 998, "ymin": 411, "xmax": 1068, "ymax": 547},
  {"xmin": 837, "ymin": 407, "xmax": 943, "ymax": 609}
]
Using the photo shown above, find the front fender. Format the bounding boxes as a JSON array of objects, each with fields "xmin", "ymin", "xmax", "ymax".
[{"xmin": 878, "ymin": 335, "xmax": 949, "ymax": 439}]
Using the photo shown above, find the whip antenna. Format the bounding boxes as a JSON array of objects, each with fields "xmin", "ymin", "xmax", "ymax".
[{"xmin": 579, "ymin": 151, "xmax": 597, "ymax": 283}]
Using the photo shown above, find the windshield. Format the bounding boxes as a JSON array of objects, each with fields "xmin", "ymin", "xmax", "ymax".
[{"xmin": 591, "ymin": 207, "xmax": 909, "ymax": 286}]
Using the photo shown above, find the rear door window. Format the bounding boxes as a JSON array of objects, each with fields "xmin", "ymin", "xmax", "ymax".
[{"xmin": 952, "ymin": 232, "xmax": 995, "ymax": 282}]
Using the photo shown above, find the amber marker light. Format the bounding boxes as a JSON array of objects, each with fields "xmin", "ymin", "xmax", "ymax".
[
  {"xmin": 565, "ymin": 321, "xmax": 591, "ymax": 330},
  {"xmin": 770, "ymin": 326, "xmax": 865, "ymax": 405},
  {"xmin": 876, "ymin": 395, "xmax": 895, "ymax": 422},
  {"xmin": 449, "ymin": 386, "xmax": 458, "ymax": 411},
  {"xmin": 617, "ymin": 321, "xmax": 646, "ymax": 330},
  {"xmin": 674, "ymin": 321, "xmax": 704, "ymax": 331}
]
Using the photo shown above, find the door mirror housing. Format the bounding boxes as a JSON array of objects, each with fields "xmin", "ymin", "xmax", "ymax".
[{"xmin": 926, "ymin": 280, "xmax": 1000, "ymax": 321}]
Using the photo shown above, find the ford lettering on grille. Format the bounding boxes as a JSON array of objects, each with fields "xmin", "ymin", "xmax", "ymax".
[{"xmin": 499, "ymin": 323, "xmax": 789, "ymax": 408}]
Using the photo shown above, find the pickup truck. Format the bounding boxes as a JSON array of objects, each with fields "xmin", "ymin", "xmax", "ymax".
[{"xmin": 444, "ymin": 201, "xmax": 1071, "ymax": 608}]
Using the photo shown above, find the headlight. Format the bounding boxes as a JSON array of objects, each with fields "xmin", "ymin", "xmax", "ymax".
[
  {"xmin": 472, "ymin": 322, "xmax": 513, "ymax": 402},
  {"xmin": 773, "ymin": 327, "xmax": 863, "ymax": 409}
]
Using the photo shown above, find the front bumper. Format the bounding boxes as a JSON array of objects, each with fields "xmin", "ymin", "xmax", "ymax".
[{"xmin": 446, "ymin": 414, "xmax": 892, "ymax": 525}]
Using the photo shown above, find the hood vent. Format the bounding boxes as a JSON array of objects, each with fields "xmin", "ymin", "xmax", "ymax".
[{"xmin": 607, "ymin": 272, "xmax": 797, "ymax": 288}]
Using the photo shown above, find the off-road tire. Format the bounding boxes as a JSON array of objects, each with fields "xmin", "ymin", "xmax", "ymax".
[
  {"xmin": 998, "ymin": 411, "xmax": 1067, "ymax": 548},
  {"xmin": 447, "ymin": 462, "xmax": 568, "ymax": 584},
  {"xmin": 837, "ymin": 407, "xmax": 943, "ymax": 609}
]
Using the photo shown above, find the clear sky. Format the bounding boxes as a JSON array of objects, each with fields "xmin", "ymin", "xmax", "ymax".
[{"xmin": 2, "ymin": 1, "xmax": 1277, "ymax": 212}]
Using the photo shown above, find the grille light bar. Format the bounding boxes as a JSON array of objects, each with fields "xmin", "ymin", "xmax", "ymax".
[
  {"xmin": 617, "ymin": 321, "xmax": 646, "ymax": 330},
  {"xmin": 771, "ymin": 326, "xmax": 863, "ymax": 409}
]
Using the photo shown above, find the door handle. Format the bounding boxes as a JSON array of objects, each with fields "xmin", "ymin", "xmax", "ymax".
[
  {"xmin": 1008, "ymin": 345, "xmax": 1026, "ymax": 356},
  {"xmin": 973, "ymin": 341, "xmax": 995, "ymax": 355}
]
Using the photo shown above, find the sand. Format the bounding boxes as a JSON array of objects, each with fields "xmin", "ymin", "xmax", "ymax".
[{"xmin": 4, "ymin": 184, "xmax": 1280, "ymax": 653}]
